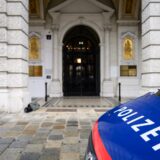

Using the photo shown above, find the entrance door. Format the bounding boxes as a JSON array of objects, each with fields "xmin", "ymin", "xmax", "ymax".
[{"xmin": 63, "ymin": 26, "xmax": 100, "ymax": 96}]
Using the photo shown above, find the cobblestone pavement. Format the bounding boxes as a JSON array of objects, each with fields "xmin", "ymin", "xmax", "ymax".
[{"xmin": 0, "ymin": 97, "xmax": 117, "ymax": 160}]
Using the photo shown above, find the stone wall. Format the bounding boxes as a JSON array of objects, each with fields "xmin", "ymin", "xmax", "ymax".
[
  {"xmin": 141, "ymin": 0, "xmax": 160, "ymax": 93},
  {"xmin": 0, "ymin": 0, "xmax": 30, "ymax": 112}
]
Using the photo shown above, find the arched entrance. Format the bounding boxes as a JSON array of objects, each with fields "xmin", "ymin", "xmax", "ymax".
[{"xmin": 63, "ymin": 25, "xmax": 100, "ymax": 96}]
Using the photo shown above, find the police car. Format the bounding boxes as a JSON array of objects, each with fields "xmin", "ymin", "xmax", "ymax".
[{"xmin": 85, "ymin": 91, "xmax": 160, "ymax": 160}]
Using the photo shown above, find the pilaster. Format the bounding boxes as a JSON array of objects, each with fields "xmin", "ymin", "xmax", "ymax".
[
  {"xmin": 49, "ymin": 12, "xmax": 62, "ymax": 97},
  {"xmin": 0, "ymin": 0, "xmax": 30, "ymax": 112},
  {"xmin": 0, "ymin": 0, "xmax": 8, "ymax": 111},
  {"xmin": 141, "ymin": 0, "xmax": 160, "ymax": 94},
  {"xmin": 102, "ymin": 24, "xmax": 114, "ymax": 97}
]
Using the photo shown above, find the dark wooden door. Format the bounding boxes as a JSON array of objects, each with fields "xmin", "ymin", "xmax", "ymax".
[{"xmin": 63, "ymin": 37, "xmax": 100, "ymax": 96}]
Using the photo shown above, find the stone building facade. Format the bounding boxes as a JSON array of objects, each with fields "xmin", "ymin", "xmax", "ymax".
[{"xmin": 0, "ymin": 0, "xmax": 159, "ymax": 112}]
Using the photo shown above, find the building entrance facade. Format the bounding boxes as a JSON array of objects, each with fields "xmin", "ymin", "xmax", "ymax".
[
  {"xmin": 63, "ymin": 25, "xmax": 100, "ymax": 96},
  {"xmin": 1, "ymin": 0, "xmax": 160, "ymax": 112}
]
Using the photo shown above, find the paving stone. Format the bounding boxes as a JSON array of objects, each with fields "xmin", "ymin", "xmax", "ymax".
[
  {"xmin": 61, "ymin": 144, "xmax": 80, "ymax": 153},
  {"xmin": 11, "ymin": 125, "xmax": 25, "ymax": 132},
  {"xmin": 41, "ymin": 122, "xmax": 53, "ymax": 128},
  {"xmin": 53, "ymin": 125, "xmax": 65, "ymax": 129},
  {"xmin": 9, "ymin": 140, "xmax": 28, "ymax": 148},
  {"xmin": 24, "ymin": 144, "xmax": 43, "ymax": 153},
  {"xmin": 80, "ymin": 121, "xmax": 91, "ymax": 125},
  {"xmin": 48, "ymin": 135, "xmax": 63, "ymax": 140},
  {"xmin": 0, "ymin": 144, "xmax": 9, "ymax": 154},
  {"xmin": 80, "ymin": 129, "xmax": 91, "ymax": 133},
  {"xmin": 23, "ymin": 129, "xmax": 37, "ymax": 135},
  {"xmin": 0, "ymin": 148, "xmax": 23, "ymax": 160},
  {"xmin": 36, "ymin": 133, "xmax": 49, "ymax": 138},
  {"xmin": 64, "ymin": 129, "xmax": 79, "ymax": 137},
  {"xmin": 80, "ymin": 125, "xmax": 91, "ymax": 129},
  {"xmin": 45, "ymin": 140, "xmax": 62, "ymax": 148},
  {"xmin": 42, "ymin": 148, "xmax": 60, "ymax": 156},
  {"xmin": 29, "ymin": 137, "xmax": 46, "ymax": 144},
  {"xmin": 60, "ymin": 152, "xmax": 79, "ymax": 160},
  {"xmin": 67, "ymin": 123, "xmax": 78, "ymax": 127},
  {"xmin": 0, "ymin": 122, "xmax": 5, "ymax": 126},
  {"xmin": 80, "ymin": 132, "xmax": 90, "ymax": 139},
  {"xmin": 19, "ymin": 152, "xmax": 41, "ymax": 160},
  {"xmin": 39, "ymin": 154, "xmax": 57, "ymax": 160},
  {"xmin": 16, "ymin": 135, "xmax": 33, "ymax": 142},
  {"xmin": 80, "ymin": 129, "xmax": 91, "ymax": 139},
  {"xmin": 37, "ymin": 128, "xmax": 51, "ymax": 133},
  {"xmin": 56, "ymin": 119, "xmax": 66, "ymax": 123},
  {"xmin": 63, "ymin": 137, "xmax": 79, "ymax": 145},
  {"xmin": 0, "ymin": 137, "xmax": 15, "ymax": 144},
  {"xmin": 5, "ymin": 131, "xmax": 22, "ymax": 137},
  {"xmin": 24, "ymin": 124, "xmax": 39, "ymax": 131},
  {"xmin": 46, "ymin": 109, "xmax": 77, "ymax": 112},
  {"xmin": 80, "ymin": 155, "xmax": 85, "ymax": 160},
  {"xmin": 16, "ymin": 121, "xmax": 29, "ymax": 125},
  {"xmin": 49, "ymin": 130, "xmax": 63, "ymax": 135}
]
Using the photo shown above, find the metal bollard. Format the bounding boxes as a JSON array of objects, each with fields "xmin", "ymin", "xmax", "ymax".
[
  {"xmin": 45, "ymin": 82, "xmax": 48, "ymax": 102},
  {"xmin": 118, "ymin": 82, "xmax": 121, "ymax": 102}
]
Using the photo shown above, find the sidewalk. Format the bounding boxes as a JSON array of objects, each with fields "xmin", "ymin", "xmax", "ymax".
[{"xmin": 0, "ymin": 97, "xmax": 119, "ymax": 160}]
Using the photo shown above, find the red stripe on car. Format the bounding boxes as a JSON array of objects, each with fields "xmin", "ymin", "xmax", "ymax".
[{"xmin": 92, "ymin": 121, "xmax": 112, "ymax": 160}]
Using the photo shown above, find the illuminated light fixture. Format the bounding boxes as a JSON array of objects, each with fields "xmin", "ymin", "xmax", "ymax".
[
  {"xmin": 77, "ymin": 58, "xmax": 82, "ymax": 64},
  {"xmin": 79, "ymin": 41, "xmax": 84, "ymax": 45}
]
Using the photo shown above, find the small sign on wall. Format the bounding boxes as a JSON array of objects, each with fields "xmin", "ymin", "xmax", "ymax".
[
  {"xmin": 46, "ymin": 75, "xmax": 51, "ymax": 79},
  {"xmin": 46, "ymin": 35, "xmax": 51, "ymax": 40}
]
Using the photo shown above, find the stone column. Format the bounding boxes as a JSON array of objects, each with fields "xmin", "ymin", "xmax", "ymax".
[
  {"xmin": 0, "ymin": 0, "xmax": 8, "ymax": 111},
  {"xmin": 48, "ymin": 12, "xmax": 62, "ymax": 97},
  {"xmin": 0, "ymin": 0, "xmax": 30, "ymax": 112},
  {"xmin": 49, "ymin": 24, "xmax": 61, "ymax": 97},
  {"xmin": 52, "ymin": 25, "xmax": 59, "ymax": 80},
  {"xmin": 141, "ymin": 0, "xmax": 160, "ymax": 94},
  {"xmin": 104, "ymin": 26, "xmax": 111, "ymax": 79},
  {"xmin": 102, "ymin": 25, "xmax": 114, "ymax": 97}
]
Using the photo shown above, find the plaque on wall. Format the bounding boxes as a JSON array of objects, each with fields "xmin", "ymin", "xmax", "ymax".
[
  {"xmin": 120, "ymin": 65, "xmax": 137, "ymax": 77},
  {"xmin": 29, "ymin": 66, "xmax": 43, "ymax": 77}
]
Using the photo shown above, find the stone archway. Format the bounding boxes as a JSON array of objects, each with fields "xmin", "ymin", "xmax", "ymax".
[{"xmin": 62, "ymin": 25, "xmax": 100, "ymax": 96}]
